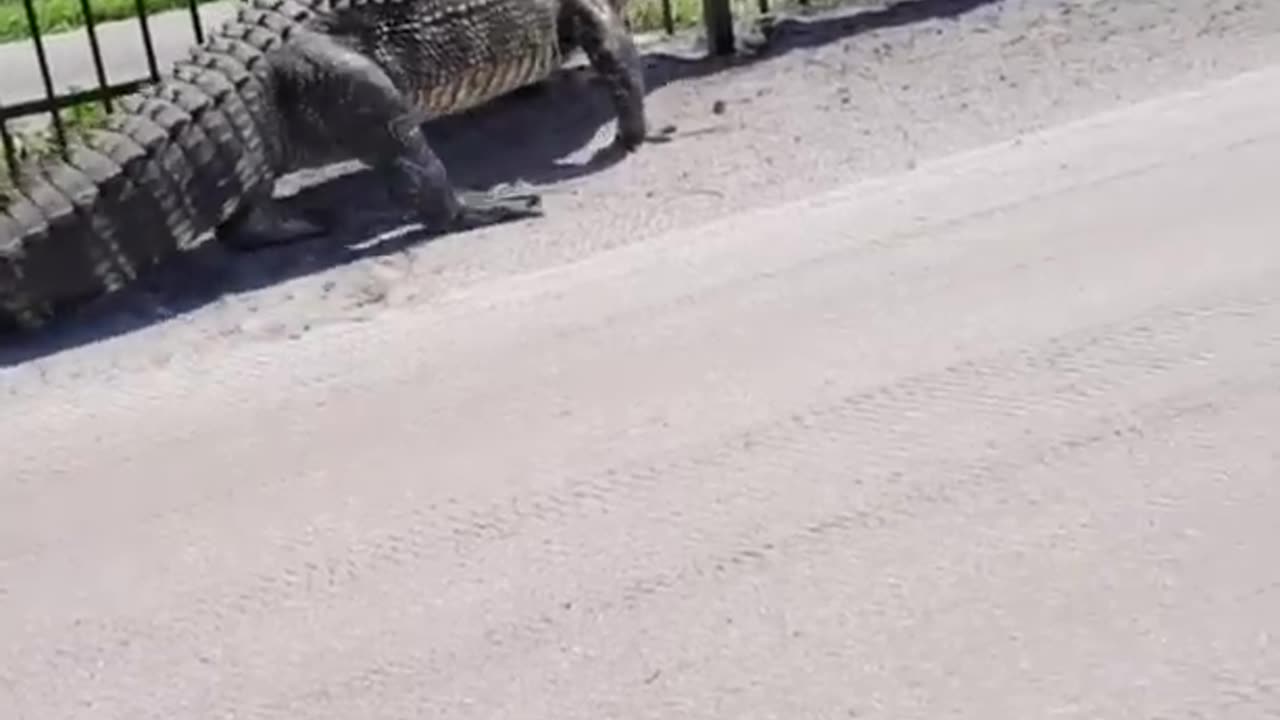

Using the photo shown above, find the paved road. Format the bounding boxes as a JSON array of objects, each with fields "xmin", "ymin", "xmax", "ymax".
[{"xmin": 3, "ymin": 55, "xmax": 1279, "ymax": 718}]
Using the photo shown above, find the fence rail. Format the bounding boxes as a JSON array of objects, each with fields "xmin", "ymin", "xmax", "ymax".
[{"xmin": 0, "ymin": 0, "xmax": 756, "ymax": 177}]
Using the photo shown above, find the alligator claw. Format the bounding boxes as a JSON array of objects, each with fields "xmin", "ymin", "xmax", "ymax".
[{"xmin": 450, "ymin": 187, "xmax": 544, "ymax": 231}]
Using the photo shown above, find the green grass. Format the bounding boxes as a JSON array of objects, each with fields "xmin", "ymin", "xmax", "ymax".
[
  {"xmin": 0, "ymin": 0, "xmax": 223, "ymax": 43},
  {"xmin": 628, "ymin": 0, "xmax": 819, "ymax": 35},
  {"xmin": 628, "ymin": 0, "xmax": 709, "ymax": 33},
  {"xmin": 1, "ymin": 90, "xmax": 110, "ymax": 197},
  {"xmin": 27, "ymin": 90, "xmax": 112, "ymax": 151}
]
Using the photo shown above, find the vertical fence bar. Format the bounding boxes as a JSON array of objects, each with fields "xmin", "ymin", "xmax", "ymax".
[
  {"xmin": 1, "ymin": 118, "xmax": 18, "ymax": 177},
  {"xmin": 132, "ymin": 0, "xmax": 162, "ymax": 80},
  {"xmin": 186, "ymin": 0, "xmax": 204, "ymax": 44},
  {"xmin": 660, "ymin": 0, "xmax": 674, "ymax": 35},
  {"xmin": 76, "ymin": 0, "xmax": 115, "ymax": 112},
  {"xmin": 758, "ymin": 0, "xmax": 769, "ymax": 14},
  {"xmin": 702, "ymin": 0, "xmax": 735, "ymax": 55},
  {"xmin": 19, "ymin": 0, "xmax": 68, "ymax": 155}
]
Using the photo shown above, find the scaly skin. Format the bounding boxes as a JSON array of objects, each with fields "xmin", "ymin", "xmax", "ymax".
[{"xmin": 1, "ymin": 0, "xmax": 660, "ymax": 337}]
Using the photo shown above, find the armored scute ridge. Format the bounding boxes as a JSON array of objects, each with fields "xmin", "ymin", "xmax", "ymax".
[{"xmin": 2, "ymin": 0, "xmax": 660, "ymax": 336}]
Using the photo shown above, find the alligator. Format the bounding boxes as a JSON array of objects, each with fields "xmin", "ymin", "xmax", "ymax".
[{"xmin": 0, "ymin": 0, "xmax": 664, "ymax": 335}]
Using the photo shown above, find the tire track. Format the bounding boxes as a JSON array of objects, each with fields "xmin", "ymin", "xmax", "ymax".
[
  {"xmin": 8, "ymin": 273, "xmax": 1280, "ymax": 718},
  {"xmin": 235, "ymin": 316, "xmax": 1280, "ymax": 720}
]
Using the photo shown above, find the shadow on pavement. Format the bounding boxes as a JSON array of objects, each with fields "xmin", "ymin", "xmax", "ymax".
[{"xmin": 0, "ymin": 0, "xmax": 999, "ymax": 367}]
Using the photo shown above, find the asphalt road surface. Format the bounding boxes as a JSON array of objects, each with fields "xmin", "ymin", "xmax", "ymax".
[{"xmin": 4, "ymin": 2, "xmax": 1280, "ymax": 718}]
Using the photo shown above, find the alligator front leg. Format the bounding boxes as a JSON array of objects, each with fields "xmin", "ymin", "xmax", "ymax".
[
  {"xmin": 271, "ymin": 33, "xmax": 543, "ymax": 234},
  {"xmin": 564, "ymin": 0, "xmax": 671, "ymax": 154}
]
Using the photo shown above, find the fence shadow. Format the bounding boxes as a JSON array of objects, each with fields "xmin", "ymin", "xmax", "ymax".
[{"xmin": 0, "ymin": 0, "xmax": 999, "ymax": 367}]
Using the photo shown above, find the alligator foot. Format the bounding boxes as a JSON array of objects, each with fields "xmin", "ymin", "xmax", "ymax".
[
  {"xmin": 733, "ymin": 15, "xmax": 777, "ymax": 58},
  {"xmin": 587, "ymin": 124, "xmax": 675, "ymax": 165},
  {"xmin": 217, "ymin": 199, "xmax": 327, "ymax": 251},
  {"xmin": 567, "ymin": 0, "xmax": 666, "ymax": 160},
  {"xmin": 619, "ymin": 124, "xmax": 677, "ymax": 150},
  {"xmin": 0, "ymin": 297, "xmax": 52, "ymax": 335},
  {"xmin": 449, "ymin": 187, "xmax": 544, "ymax": 232}
]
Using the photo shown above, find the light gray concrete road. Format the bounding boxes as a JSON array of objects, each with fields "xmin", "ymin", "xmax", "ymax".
[{"xmin": 3, "ymin": 46, "xmax": 1280, "ymax": 720}]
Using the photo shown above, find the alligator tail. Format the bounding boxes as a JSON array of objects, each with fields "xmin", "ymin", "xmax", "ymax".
[{"xmin": 0, "ymin": 0, "xmax": 314, "ymax": 337}]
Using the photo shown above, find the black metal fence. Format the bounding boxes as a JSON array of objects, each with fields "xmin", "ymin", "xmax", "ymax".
[
  {"xmin": 0, "ymin": 0, "xmax": 759, "ymax": 178},
  {"xmin": 0, "ymin": 0, "xmax": 213, "ymax": 173}
]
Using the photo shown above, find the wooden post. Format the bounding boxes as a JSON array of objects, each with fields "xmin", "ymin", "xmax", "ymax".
[{"xmin": 702, "ymin": 0, "xmax": 736, "ymax": 56}]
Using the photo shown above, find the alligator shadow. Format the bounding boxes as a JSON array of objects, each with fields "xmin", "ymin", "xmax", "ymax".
[
  {"xmin": 416, "ymin": 0, "xmax": 1002, "ymax": 189},
  {"xmin": 0, "ymin": 0, "xmax": 999, "ymax": 367}
]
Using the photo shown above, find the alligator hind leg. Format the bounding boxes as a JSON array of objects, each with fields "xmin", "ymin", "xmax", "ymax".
[
  {"xmin": 380, "ymin": 110, "xmax": 542, "ymax": 231},
  {"xmin": 270, "ymin": 33, "xmax": 542, "ymax": 233},
  {"xmin": 216, "ymin": 192, "xmax": 327, "ymax": 250},
  {"xmin": 562, "ymin": 0, "xmax": 671, "ymax": 153}
]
